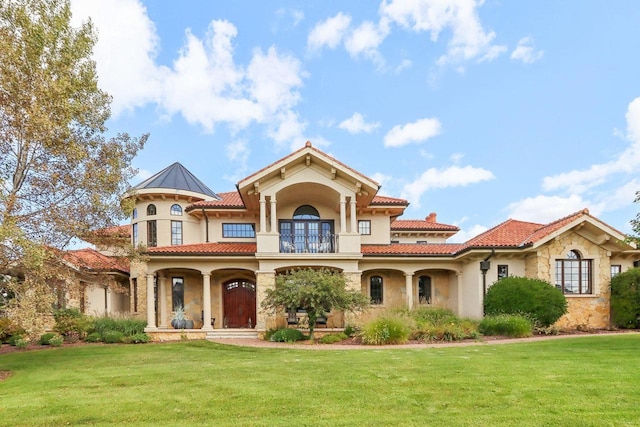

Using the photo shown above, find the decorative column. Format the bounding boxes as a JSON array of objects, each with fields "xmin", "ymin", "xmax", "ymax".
[
  {"xmin": 350, "ymin": 198, "xmax": 357, "ymax": 233},
  {"xmin": 259, "ymin": 196, "xmax": 266, "ymax": 233},
  {"xmin": 256, "ymin": 270, "xmax": 275, "ymax": 332},
  {"xmin": 270, "ymin": 197, "xmax": 277, "ymax": 234},
  {"xmin": 202, "ymin": 273, "xmax": 213, "ymax": 330},
  {"xmin": 340, "ymin": 196, "xmax": 347, "ymax": 233},
  {"xmin": 146, "ymin": 274, "xmax": 156, "ymax": 329},
  {"xmin": 158, "ymin": 275, "xmax": 167, "ymax": 328},
  {"xmin": 405, "ymin": 273, "xmax": 414, "ymax": 309}
]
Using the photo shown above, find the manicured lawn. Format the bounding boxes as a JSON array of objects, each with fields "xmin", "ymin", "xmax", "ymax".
[{"xmin": 1, "ymin": 335, "xmax": 639, "ymax": 426}]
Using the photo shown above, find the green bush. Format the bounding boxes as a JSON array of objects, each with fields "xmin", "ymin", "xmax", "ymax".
[
  {"xmin": 53, "ymin": 308, "xmax": 90, "ymax": 340},
  {"xmin": 85, "ymin": 332, "xmax": 102, "ymax": 343},
  {"xmin": 48, "ymin": 335, "xmax": 64, "ymax": 347},
  {"xmin": 39, "ymin": 332, "xmax": 56, "ymax": 345},
  {"xmin": 343, "ymin": 325, "xmax": 357, "ymax": 337},
  {"xmin": 610, "ymin": 268, "xmax": 640, "ymax": 329},
  {"xmin": 90, "ymin": 316, "xmax": 146, "ymax": 337},
  {"xmin": 479, "ymin": 314, "xmax": 533, "ymax": 338},
  {"xmin": 360, "ymin": 316, "xmax": 410, "ymax": 345},
  {"xmin": 408, "ymin": 307, "xmax": 458, "ymax": 324},
  {"xmin": 15, "ymin": 337, "xmax": 29, "ymax": 349},
  {"xmin": 269, "ymin": 328, "xmax": 306, "ymax": 343},
  {"xmin": 484, "ymin": 276, "xmax": 567, "ymax": 327},
  {"xmin": 0, "ymin": 317, "xmax": 25, "ymax": 343},
  {"xmin": 8, "ymin": 334, "xmax": 23, "ymax": 346},
  {"xmin": 124, "ymin": 333, "xmax": 151, "ymax": 344},
  {"xmin": 319, "ymin": 333, "xmax": 348, "ymax": 344},
  {"xmin": 102, "ymin": 330, "xmax": 124, "ymax": 344}
]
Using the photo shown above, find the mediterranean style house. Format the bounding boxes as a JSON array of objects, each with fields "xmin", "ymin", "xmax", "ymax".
[{"xmin": 119, "ymin": 141, "xmax": 638, "ymax": 339}]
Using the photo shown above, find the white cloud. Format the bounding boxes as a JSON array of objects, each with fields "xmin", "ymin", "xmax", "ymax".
[
  {"xmin": 380, "ymin": 0, "xmax": 507, "ymax": 67},
  {"xmin": 70, "ymin": 0, "xmax": 163, "ymax": 117},
  {"xmin": 384, "ymin": 117, "xmax": 442, "ymax": 147},
  {"xmin": 132, "ymin": 168, "xmax": 153, "ymax": 184},
  {"xmin": 344, "ymin": 20, "xmax": 389, "ymax": 67},
  {"xmin": 449, "ymin": 223, "xmax": 489, "ymax": 243},
  {"xmin": 506, "ymin": 194, "xmax": 587, "ymax": 224},
  {"xmin": 72, "ymin": 1, "xmax": 308, "ymax": 146},
  {"xmin": 401, "ymin": 165, "xmax": 495, "ymax": 207},
  {"xmin": 543, "ymin": 97, "xmax": 640, "ymax": 193},
  {"xmin": 395, "ymin": 59, "xmax": 413, "ymax": 73},
  {"xmin": 307, "ymin": 12, "xmax": 352, "ymax": 51},
  {"xmin": 370, "ymin": 172, "xmax": 393, "ymax": 187},
  {"xmin": 339, "ymin": 113, "xmax": 381, "ymax": 134},
  {"xmin": 511, "ymin": 36, "xmax": 544, "ymax": 64}
]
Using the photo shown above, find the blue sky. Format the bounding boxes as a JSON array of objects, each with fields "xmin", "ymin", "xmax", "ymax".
[{"xmin": 70, "ymin": 0, "xmax": 640, "ymax": 242}]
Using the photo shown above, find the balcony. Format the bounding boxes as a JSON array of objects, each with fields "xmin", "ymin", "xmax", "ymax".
[{"xmin": 279, "ymin": 233, "xmax": 337, "ymax": 253}]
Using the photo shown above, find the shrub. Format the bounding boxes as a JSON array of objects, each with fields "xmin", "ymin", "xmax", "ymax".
[
  {"xmin": 409, "ymin": 307, "xmax": 457, "ymax": 325},
  {"xmin": 102, "ymin": 330, "xmax": 124, "ymax": 344},
  {"xmin": 8, "ymin": 334, "xmax": 23, "ymax": 346},
  {"xmin": 269, "ymin": 328, "xmax": 306, "ymax": 343},
  {"xmin": 610, "ymin": 268, "xmax": 640, "ymax": 329},
  {"xmin": 85, "ymin": 332, "xmax": 102, "ymax": 343},
  {"xmin": 479, "ymin": 314, "xmax": 533, "ymax": 338},
  {"xmin": 0, "ymin": 317, "xmax": 25, "ymax": 343},
  {"xmin": 343, "ymin": 325, "xmax": 357, "ymax": 337},
  {"xmin": 39, "ymin": 332, "xmax": 56, "ymax": 345},
  {"xmin": 53, "ymin": 308, "xmax": 90, "ymax": 340},
  {"xmin": 15, "ymin": 337, "xmax": 29, "ymax": 349},
  {"xmin": 484, "ymin": 276, "xmax": 567, "ymax": 327},
  {"xmin": 319, "ymin": 333, "xmax": 348, "ymax": 344},
  {"xmin": 90, "ymin": 316, "xmax": 146, "ymax": 337},
  {"xmin": 360, "ymin": 316, "xmax": 410, "ymax": 345},
  {"xmin": 48, "ymin": 335, "xmax": 64, "ymax": 347},
  {"xmin": 124, "ymin": 333, "xmax": 151, "ymax": 344}
]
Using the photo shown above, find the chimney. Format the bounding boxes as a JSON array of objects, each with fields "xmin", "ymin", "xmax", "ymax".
[{"xmin": 426, "ymin": 212, "xmax": 437, "ymax": 223}]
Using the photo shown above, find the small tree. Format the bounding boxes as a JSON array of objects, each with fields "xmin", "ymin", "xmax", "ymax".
[
  {"xmin": 484, "ymin": 276, "xmax": 567, "ymax": 327},
  {"xmin": 610, "ymin": 268, "xmax": 640, "ymax": 329},
  {"xmin": 261, "ymin": 268, "xmax": 369, "ymax": 341}
]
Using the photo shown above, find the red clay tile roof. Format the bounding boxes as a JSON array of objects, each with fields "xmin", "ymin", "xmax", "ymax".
[
  {"xmin": 463, "ymin": 209, "xmax": 592, "ymax": 249},
  {"xmin": 370, "ymin": 195, "xmax": 409, "ymax": 206},
  {"xmin": 65, "ymin": 248, "xmax": 130, "ymax": 273},
  {"xmin": 147, "ymin": 242, "xmax": 257, "ymax": 255},
  {"xmin": 187, "ymin": 192, "xmax": 245, "ymax": 210},
  {"xmin": 362, "ymin": 243, "xmax": 463, "ymax": 255},
  {"xmin": 391, "ymin": 219, "xmax": 459, "ymax": 231}
]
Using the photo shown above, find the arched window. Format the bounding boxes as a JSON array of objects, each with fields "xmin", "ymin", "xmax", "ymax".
[
  {"xmin": 147, "ymin": 204, "xmax": 156, "ymax": 216},
  {"xmin": 418, "ymin": 276, "xmax": 432, "ymax": 304},
  {"xmin": 370, "ymin": 276, "xmax": 383, "ymax": 304},
  {"xmin": 555, "ymin": 250, "xmax": 592, "ymax": 294},
  {"xmin": 170, "ymin": 204, "xmax": 183, "ymax": 216},
  {"xmin": 293, "ymin": 205, "xmax": 320, "ymax": 220},
  {"xmin": 280, "ymin": 205, "xmax": 334, "ymax": 253}
]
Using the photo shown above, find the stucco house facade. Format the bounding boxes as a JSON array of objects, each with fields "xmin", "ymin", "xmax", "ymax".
[{"xmin": 124, "ymin": 142, "xmax": 639, "ymax": 338}]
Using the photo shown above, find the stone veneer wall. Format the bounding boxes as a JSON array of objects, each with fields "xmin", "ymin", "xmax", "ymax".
[{"xmin": 530, "ymin": 232, "xmax": 610, "ymax": 329}]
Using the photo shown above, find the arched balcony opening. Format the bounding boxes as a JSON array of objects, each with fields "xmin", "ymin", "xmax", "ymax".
[{"xmin": 279, "ymin": 205, "xmax": 336, "ymax": 253}]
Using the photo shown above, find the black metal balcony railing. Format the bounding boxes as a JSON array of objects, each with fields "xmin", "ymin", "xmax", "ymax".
[{"xmin": 280, "ymin": 234, "xmax": 337, "ymax": 253}]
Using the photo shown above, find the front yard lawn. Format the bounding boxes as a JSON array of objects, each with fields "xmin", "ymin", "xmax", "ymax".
[{"xmin": 1, "ymin": 335, "xmax": 639, "ymax": 426}]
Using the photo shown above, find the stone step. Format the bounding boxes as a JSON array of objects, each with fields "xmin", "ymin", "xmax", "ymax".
[{"xmin": 206, "ymin": 329, "xmax": 259, "ymax": 340}]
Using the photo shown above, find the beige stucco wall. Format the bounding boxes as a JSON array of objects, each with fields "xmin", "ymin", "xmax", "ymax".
[{"xmin": 133, "ymin": 199, "xmax": 202, "ymax": 247}]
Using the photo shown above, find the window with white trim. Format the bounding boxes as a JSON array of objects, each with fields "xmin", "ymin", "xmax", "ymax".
[
  {"xmin": 223, "ymin": 223, "xmax": 255, "ymax": 238},
  {"xmin": 171, "ymin": 221, "xmax": 183, "ymax": 245},
  {"xmin": 358, "ymin": 220, "xmax": 371, "ymax": 235}
]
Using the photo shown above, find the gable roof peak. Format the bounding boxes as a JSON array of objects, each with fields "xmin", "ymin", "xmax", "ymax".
[{"xmin": 133, "ymin": 162, "xmax": 218, "ymax": 198}]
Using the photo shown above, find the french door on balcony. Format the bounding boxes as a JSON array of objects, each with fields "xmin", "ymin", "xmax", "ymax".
[{"xmin": 279, "ymin": 205, "xmax": 334, "ymax": 253}]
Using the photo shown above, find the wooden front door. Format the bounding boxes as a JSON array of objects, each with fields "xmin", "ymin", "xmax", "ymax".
[{"xmin": 223, "ymin": 280, "xmax": 256, "ymax": 328}]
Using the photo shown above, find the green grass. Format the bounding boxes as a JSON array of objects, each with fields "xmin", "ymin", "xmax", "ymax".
[{"xmin": 1, "ymin": 335, "xmax": 639, "ymax": 426}]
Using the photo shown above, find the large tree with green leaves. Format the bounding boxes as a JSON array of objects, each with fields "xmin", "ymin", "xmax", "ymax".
[
  {"xmin": 631, "ymin": 191, "xmax": 640, "ymax": 243},
  {"xmin": 0, "ymin": 0, "xmax": 147, "ymax": 337},
  {"xmin": 261, "ymin": 268, "xmax": 369, "ymax": 341}
]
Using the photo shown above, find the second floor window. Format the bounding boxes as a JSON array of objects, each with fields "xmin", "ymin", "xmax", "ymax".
[
  {"xmin": 147, "ymin": 204, "xmax": 156, "ymax": 216},
  {"xmin": 132, "ymin": 223, "xmax": 138, "ymax": 246},
  {"xmin": 223, "ymin": 223, "xmax": 256, "ymax": 238},
  {"xmin": 147, "ymin": 220, "xmax": 157, "ymax": 247},
  {"xmin": 171, "ymin": 221, "xmax": 183, "ymax": 245},
  {"xmin": 171, "ymin": 204, "xmax": 182, "ymax": 216},
  {"xmin": 358, "ymin": 220, "xmax": 371, "ymax": 235}
]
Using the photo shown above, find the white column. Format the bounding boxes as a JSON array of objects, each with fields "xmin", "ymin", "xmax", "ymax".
[
  {"xmin": 158, "ymin": 275, "xmax": 167, "ymax": 328},
  {"xmin": 270, "ymin": 197, "xmax": 277, "ymax": 234},
  {"xmin": 350, "ymin": 198, "xmax": 357, "ymax": 233},
  {"xmin": 259, "ymin": 197, "xmax": 266, "ymax": 233},
  {"xmin": 202, "ymin": 273, "xmax": 213, "ymax": 330},
  {"xmin": 405, "ymin": 273, "xmax": 414, "ymax": 309},
  {"xmin": 146, "ymin": 274, "xmax": 156, "ymax": 329},
  {"xmin": 340, "ymin": 196, "xmax": 347, "ymax": 233}
]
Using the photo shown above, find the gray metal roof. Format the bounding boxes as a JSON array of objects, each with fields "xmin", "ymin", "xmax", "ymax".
[{"xmin": 133, "ymin": 162, "xmax": 219, "ymax": 198}]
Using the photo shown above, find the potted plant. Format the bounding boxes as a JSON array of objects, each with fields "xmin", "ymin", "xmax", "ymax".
[{"xmin": 171, "ymin": 306, "xmax": 187, "ymax": 329}]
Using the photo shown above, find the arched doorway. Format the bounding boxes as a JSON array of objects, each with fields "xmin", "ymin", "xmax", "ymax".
[{"xmin": 223, "ymin": 279, "xmax": 256, "ymax": 328}]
